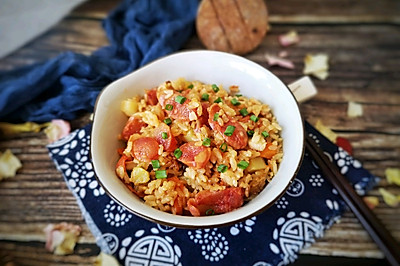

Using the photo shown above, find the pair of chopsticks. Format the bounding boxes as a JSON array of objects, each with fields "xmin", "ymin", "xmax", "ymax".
[{"xmin": 305, "ymin": 133, "xmax": 400, "ymax": 266}]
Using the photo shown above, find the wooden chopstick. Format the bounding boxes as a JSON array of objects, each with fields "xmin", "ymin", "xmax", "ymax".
[{"xmin": 305, "ymin": 134, "xmax": 400, "ymax": 266}]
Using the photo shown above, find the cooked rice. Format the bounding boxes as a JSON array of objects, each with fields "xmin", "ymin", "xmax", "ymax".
[{"xmin": 116, "ymin": 78, "xmax": 283, "ymax": 215}]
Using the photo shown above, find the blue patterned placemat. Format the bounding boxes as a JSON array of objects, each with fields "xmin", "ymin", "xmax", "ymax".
[{"xmin": 47, "ymin": 121, "xmax": 377, "ymax": 265}]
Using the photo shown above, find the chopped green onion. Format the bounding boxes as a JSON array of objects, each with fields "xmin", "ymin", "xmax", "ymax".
[
  {"xmin": 250, "ymin": 115, "xmax": 259, "ymax": 122},
  {"xmin": 151, "ymin": 160, "xmax": 160, "ymax": 169},
  {"xmin": 217, "ymin": 164, "xmax": 228, "ymax": 173},
  {"xmin": 175, "ymin": 95, "xmax": 186, "ymax": 104},
  {"xmin": 236, "ymin": 94, "xmax": 242, "ymax": 97},
  {"xmin": 202, "ymin": 137, "xmax": 211, "ymax": 147},
  {"xmin": 220, "ymin": 142, "xmax": 228, "ymax": 152},
  {"xmin": 237, "ymin": 160, "xmax": 249, "ymax": 170},
  {"xmin": 161, "ymin": 132, "xmax": 168, "ymax": 139},
  {"xmin": 247, "ymin": 130, "xmax": 254, "ymax": 137},
  {"xmin": 262, "ymin": 131, "xmax": 269, "ymax": 138},
  {"xmin": 239, "ymin": 108, "xmax": 248, "ymax": 116},
  {"xmin": 213, "ymin": 113, "xmax": 219, "ymax": 121},
  {"xmin": 205, "ymin": 209, "xmax": 215, "ymax": 216},
  {"xmin": 214, "ymin": 97, "xmax": 222, "ymax": 103},
  {"xmin": 224, "ymin": 125, "xmax": 236, "ymax": 136},
  {"xmin": 174, "ymin": 148, "xmax": 182, "ymax": 159},
  {"xmin": 163, "ymin": 118, "xmax": 172, "ymax": 125},
  {"xmin": 212, "ymin": 84, "xmax": 219, "ymax": 92},
  {"xmin": 188, "ymin": 84, "xmax": 194, "ymax": 89},
  {"xmin": 165, "ymin": 104, "xmax": 173, "ymax": 111},
  {"xmin": 201, "ymin": 93, "xmax": 209, "ymax": 101},
  {"xmin": 230, "ymin": 98, "xmax": 240, "ymax": 106},
  {"xmin": 155, "ymin": 170, "xmax": 167, "ymax": 179}
]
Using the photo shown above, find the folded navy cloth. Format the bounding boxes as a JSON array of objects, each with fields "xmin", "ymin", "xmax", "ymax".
[
  {"xmin": 0, "ymin": 0, "xmax": 198, "ymax": 122},
  {"xmin": 47, "ymin": 121, "xmax": 378, "ymax": 265}
]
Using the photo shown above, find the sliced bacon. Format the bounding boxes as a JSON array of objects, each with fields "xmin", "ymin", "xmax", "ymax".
[
  {"xmin": 166, "ymin": 96, "xmax": 193, "ymax": 121},
  {"xmin": 153, "ymin": 123, "xmax": 178, "ymax": 152},
  {"xmin": 178, "ymin": 142, "xmax": 211, "ymax": 169},
  {"xmin": 208, "ymin": 104, "xmax": 248, "ymax": 149},
  {"xmin": 127, "ymin": 184, "xmax": 145, "ymax": 198},
  {"xmin": 116, "ymin": 154, "xmax": 131, "ymax": 180},
  {"xmin": 169, "ymin": 177, "xmax": 186, "ymax": 215},
  {"xmin": 157, "ymin": 90, "xmax": 196, "ymax": 122},
  {"xmin": 121, "ymin": 116, "xmax": 146, "ymax": 141},
  {"xmin": 187, "ymin": 187, "xmax": 244, "ymax": 216},
  {"xmin": 220, "ymin": 121, "xmax": 248, "ymax": 149},
  {"xmin": 207, "ymin": 103, "xmax": 220, "ymax": 126},
  {"xmin": 145, "ymin": 88, "xmax": 158, "ymax": 105},
  {"xmin": 238, "ymin": 116, "xmax": 250, "ymax": 123},
  {"xmin": 132, "ymin": 137, "xmax": 159, "ymax": 162},
  {"xmin": 197, "ymin": 102, "xmax": 210, "ymax": 128},
  {"xmin": 259, "ymin": 143, "xmax": 278, "ymax": 159}
]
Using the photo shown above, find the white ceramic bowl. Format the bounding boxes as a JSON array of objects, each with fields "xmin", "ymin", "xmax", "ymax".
[{"xmin": 91, "ymin": 50, "xmax": 304, "ymax": 228}]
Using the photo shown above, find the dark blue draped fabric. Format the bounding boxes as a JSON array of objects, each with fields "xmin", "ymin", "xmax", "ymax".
[{"xmin": 0, "ymin": 0, "xmax": 198, "ymax": 122}]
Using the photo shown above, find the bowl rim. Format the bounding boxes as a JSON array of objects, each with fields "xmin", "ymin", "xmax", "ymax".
[{"xmin": 90, "ymin": 50, "xmax": 305, "ymax": 229}]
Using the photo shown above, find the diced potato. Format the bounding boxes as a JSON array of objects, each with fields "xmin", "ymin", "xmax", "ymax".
[
  {"xmin": 94, "ymin": 252, "xmax": 120, "ymax": 266},
  {"xmin": 0, "ymin": 149, "xmax": 22, "ymax": 180},
  {"xmin": 385, "ymin": 168, "xmax": 400, "ymax": 186},
  {"xmin": 303, "ymin": 53, "xmax": 329, "ymax": 80},
  {"xmin": 120, "ymin": 97, "xmax": 139, "ymax": 116},
  {"xmin": 43, "ymin": 222, "xmax": 81, "ymax": 255},
  {"xmin": 363, "ymin": 196, "xmax": 379, "ymax": 210},
  {"xmin": 0, "ymin": 121, "xmax": 49, "ymax": 135},
  {"xmin": 130, "ymin": 167, "xmax": 150, "ymax": 185},
  {"xmin": 44, "ymin": 119, "xmax": 71, "ymax": 143},
  {"xmin": 347, "ymin": 101, "xmax": 363, "ymax": 118},
  {"xmin": 55, "ymin": 231, "xmax": 78, "ymax": 255},
  {"xmin": 315, "ymin": 119, "xmax": 337, "ymax": 143},
  {"xmin": 379, "ymin": 188, "xmax": 399, "ymax": 207},
  {"xmin": 247, "ymin": 157, "xmax": 267, "ymax": 173}
]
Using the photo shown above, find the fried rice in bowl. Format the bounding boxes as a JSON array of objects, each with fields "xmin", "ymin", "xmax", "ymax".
[{"xmin": 91, "ymin": 50, "xmax": 304, "ymax": 228}]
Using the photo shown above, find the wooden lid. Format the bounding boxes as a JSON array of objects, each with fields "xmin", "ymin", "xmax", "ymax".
[{"xmin": 196, "ymin": 0, "xmax": 269, "ymax": 55}]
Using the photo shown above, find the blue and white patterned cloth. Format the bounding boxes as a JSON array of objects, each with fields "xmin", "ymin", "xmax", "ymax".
[{"xmin": 47, "ymin": 121, "xmax": 377, "ymax": 265}]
